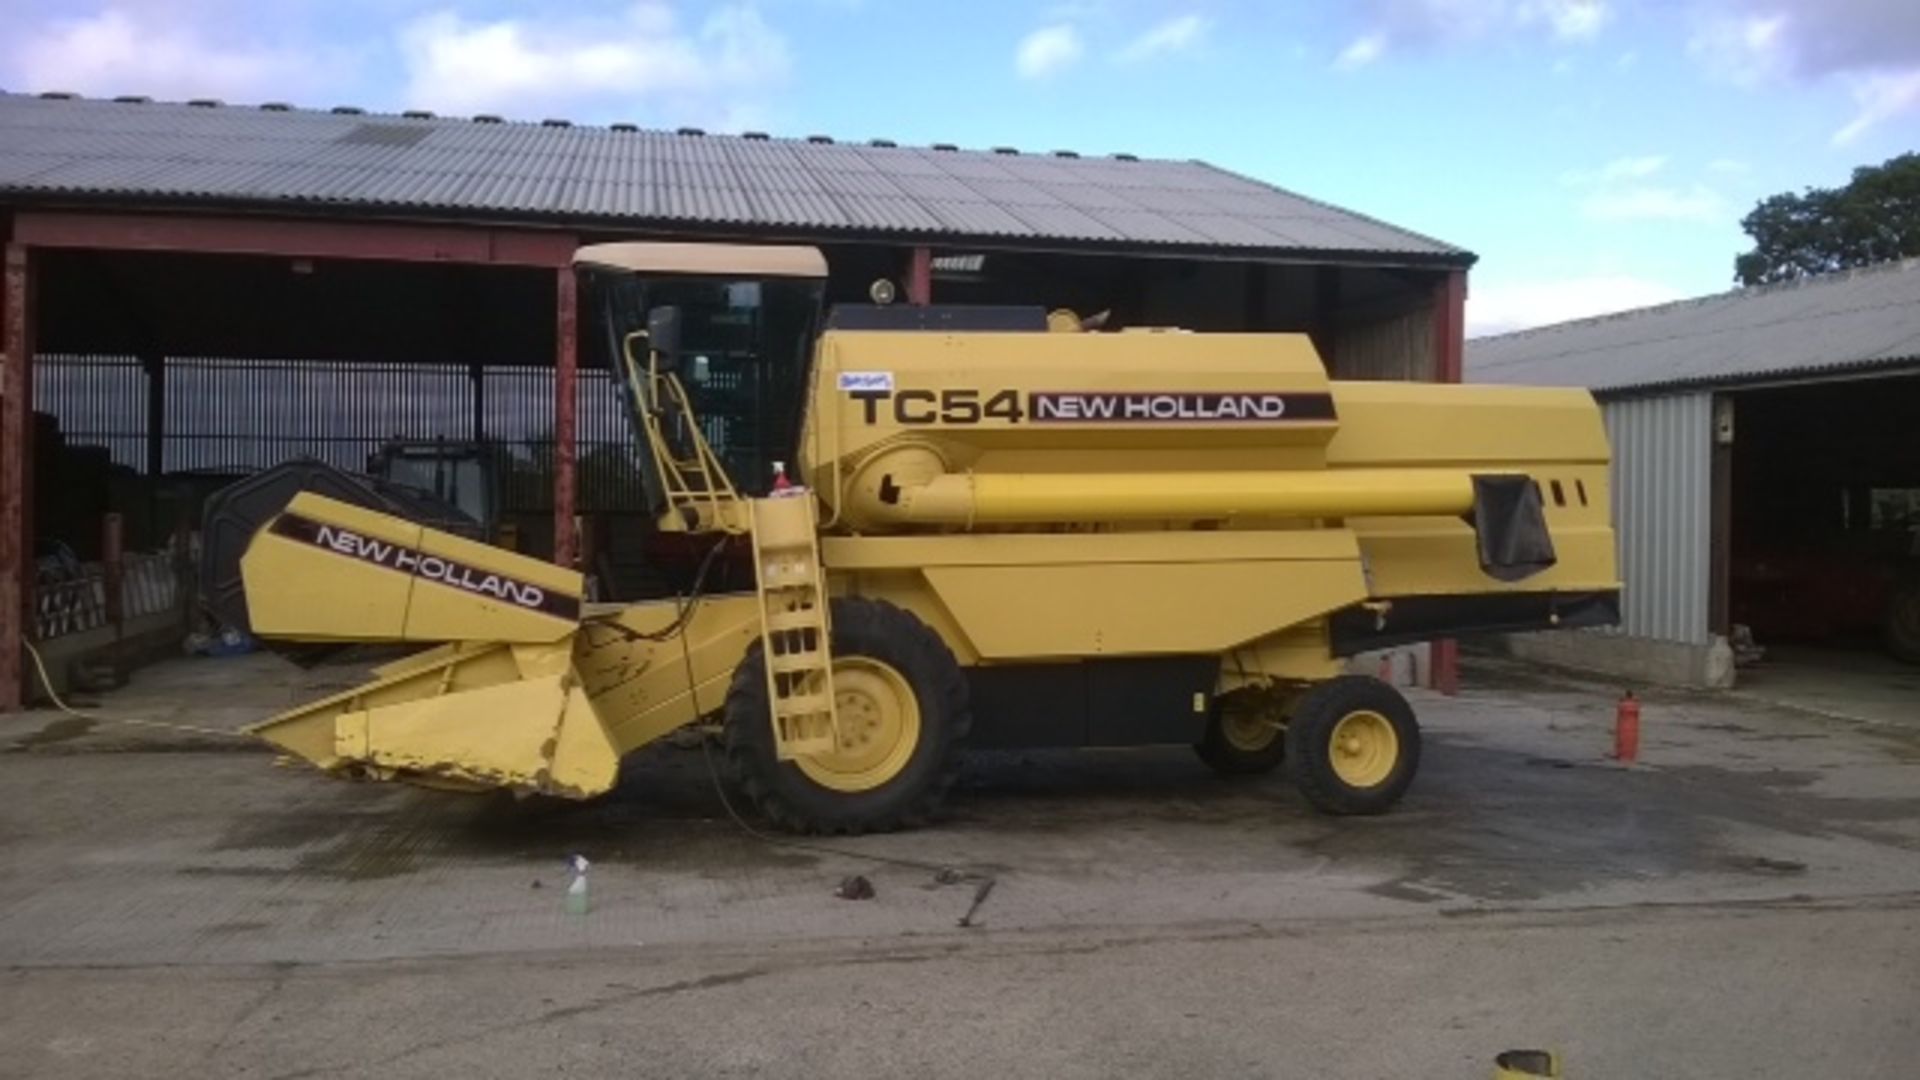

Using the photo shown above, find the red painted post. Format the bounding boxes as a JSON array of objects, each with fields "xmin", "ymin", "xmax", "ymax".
[
  {"xmin": 552, "ymin": 266, "xmax": 579, "ymax": 569},
  {"xmin": 905, "ymin": 246, "xmax": 932, "ymax": 306},
  {"xmin": 1430, "ymin": 267, "xmax": 1468, "ymax": 696},
  {"xmin": 1, "ymin": 242, "xmax": 32, "ymax": 711},
  {"xmin": 102, "ymin": 513, "xmax": 124, "ymax": 633}
]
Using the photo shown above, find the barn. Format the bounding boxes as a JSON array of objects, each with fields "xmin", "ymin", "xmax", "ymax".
[{"xmin": 0, "ymin": 91, "xmax": 1475, "ymax": 706}]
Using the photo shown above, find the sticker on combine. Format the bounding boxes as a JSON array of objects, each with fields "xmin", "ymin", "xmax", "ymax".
[
  {"xmin": 268, "ymin": 513, "xmax": 579, "ymax": 619},
  {"xmin": 1030, "ymin": 391, "xmax": 1337, "ymax": 423},
  {"xmin": 838, "ymin": 371, "xmax": 895, "ymax": 392}
]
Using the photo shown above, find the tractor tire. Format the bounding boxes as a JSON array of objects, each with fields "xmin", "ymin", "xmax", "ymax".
[
  {"xmin": 724, "ymin": 597, "xmax": 971, "ymax": 834},
  {"xmin": 1194, "ymin": 695, "xmax": 1287, "ymax": 776},
  {"xmin": 1886, "ymin": 581, "xmax": 1920, "ymax": 665},
  {"xmin": 1285, "ymin": 676, "xmax": 1421, "ymax": 816}
]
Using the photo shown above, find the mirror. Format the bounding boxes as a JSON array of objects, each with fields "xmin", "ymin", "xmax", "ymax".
[{"xmin": 647, "ymin": 305, "xmax": 683, "ymax": 369}]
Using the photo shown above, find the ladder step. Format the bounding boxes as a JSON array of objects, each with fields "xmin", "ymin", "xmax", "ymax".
[
  {"xmin": 772, "ymin": 693, "xmax": 831, "ymax": 715},
  {"xmin": 769, "ymin": 651, "xmax": 827, "ymax": 673},
  {"xmin": 763, "ymin": 609, "xmax": 822, "ymax": 632}
]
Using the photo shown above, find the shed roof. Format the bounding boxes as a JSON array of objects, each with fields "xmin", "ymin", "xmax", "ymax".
[
  {"xmin": 1467, "ymin": 259, "xmax": 1920, "ymax": 396},
  {"xmin": 0, "ymin": 93, "xmax": 1469, "ymax": 266}
]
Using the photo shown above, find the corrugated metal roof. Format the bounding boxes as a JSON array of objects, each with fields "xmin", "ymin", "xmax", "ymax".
[
  {"xmin": 1467, "ymin": 259, "xmax": 1920, "ymax": 395},
  {"xmin": 0, "ymin": 93, "xmax": 1469, "ymax": 264}
]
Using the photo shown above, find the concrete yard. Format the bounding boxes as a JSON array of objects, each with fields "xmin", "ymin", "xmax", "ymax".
[{"xmin": 3, "ymin": 654, "xmax": 1918, "ymax": 1078}]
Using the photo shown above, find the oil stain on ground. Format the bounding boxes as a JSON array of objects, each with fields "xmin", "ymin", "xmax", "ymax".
[
  {"xmin": 196, "ymin": 750, "xmax": 820, "ymax": 883},
  {"xmin": 8, "ymin": 717, "xmax": 96, "ymax": 750}
]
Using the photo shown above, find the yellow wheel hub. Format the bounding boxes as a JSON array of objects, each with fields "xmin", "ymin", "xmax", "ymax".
[
  {"xmin": 1328, "ymin": 710, "xmax": 1399, "ymax": 788},
  {"xmin": 1220, "ymin": 704, "xmax": 1282, "ymax": 753},
  {"xmin": 796, "ymin": 657, "xmax": 921, "ymax": 793}
]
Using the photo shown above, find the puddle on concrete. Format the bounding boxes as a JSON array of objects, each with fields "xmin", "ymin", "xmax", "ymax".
[
  {"xmin": 179, "ymin": 725, "xmax": 1920, "ymax": 901},
  {"xmin": 1723, "ymin": 855, "xmax": 1807, "ymax": 875},
  {"xmin": 8, "ymin": 717, "xmax": 96, "ymax": 750},
  {"xmin": 1297, "ymin": 745, "xmax": 1920, "ymax": 903}
]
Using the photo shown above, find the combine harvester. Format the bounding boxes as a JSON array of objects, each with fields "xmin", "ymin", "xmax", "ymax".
[{"xmin": 203, "ymin": 242, "xmax": 1619, "ymax": 832}]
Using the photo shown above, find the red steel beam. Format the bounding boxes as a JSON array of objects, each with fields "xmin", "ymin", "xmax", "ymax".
[
  {"xmin": 13, "ymin": 210, "xmax": 577, "ymax": 268},
  {"xmin": 1432, "ymin": 268, "xmax": 1466, "ymax": 383},
  {"xmin": 1430, "ymin": 267, "xmax": 1469, "ymax": 695},
  {"xmin": 1, "ymin": 243, "xmax": 32, "ymax": 710},
  {"xmin": 905, "ymin": 246, "xmax": 932, "ymax": 305},
  {"xmin": 552, "ymin": 266, "xmax": 579, "ymax": 569}
]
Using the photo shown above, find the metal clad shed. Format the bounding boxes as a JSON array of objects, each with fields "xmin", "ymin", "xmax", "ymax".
[{"xmin": 1468, "ymin": 259, "xmax": 1920, "ymax": 687}]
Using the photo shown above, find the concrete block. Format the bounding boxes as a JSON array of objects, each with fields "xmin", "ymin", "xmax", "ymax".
[{"xmin": 1502, "ymin": 630, "xmax": 1735, "ymax": 689}]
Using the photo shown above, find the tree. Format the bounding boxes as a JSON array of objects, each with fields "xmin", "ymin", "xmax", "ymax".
[{"xmin": 1734, "ymin": 153, "xmax": 1920, "ymax": 286}]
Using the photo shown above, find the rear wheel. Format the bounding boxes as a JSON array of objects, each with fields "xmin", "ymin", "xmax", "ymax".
[
  {"xmin": 1194, "ymin": 692, "xmax": 1287, "ymax": 776},
  {"xmin": 1886, "ymin": 580, "xmax": 1920, "ymax": 665},
  {"xmin": 1285, "ymin": 676, "xmax": 1420, "ymax": 815},
  {"xmin": 724, "ymin": 597, "xmax": 970, "ymax": 834}
]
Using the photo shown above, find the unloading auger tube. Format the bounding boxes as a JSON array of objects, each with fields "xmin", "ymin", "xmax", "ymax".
[{"xmin": 227, "ymin": 240, "xmax": 1620, "ymax": 833}]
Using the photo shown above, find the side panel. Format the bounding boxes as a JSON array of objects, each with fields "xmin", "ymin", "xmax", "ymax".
[
  {"xmin": 926, "ymin": 560, "xmax": 1364, "ymax": 660},
  {"xmin": 241, "ymin": 492, "xmax": 583, "ymax": 645},
  {"xmin": 1086, "ymin": 656, "xmax": 1216, "ymax": 747},
  {"xmin": 964, "ymin": 656, "xmax": 1219, "ymax": 749},
  {"xmin": 1328, "ymin": 381, "xmax": 1619, "ymax": 600},
  {"xmin": 242, "ymin": 498, "xmax": 422, "ymax": 641},
  {"xmin": 824, "ymin": 530, "xmax": 1369, "ymax": 662},
  {"xmin": 966, "ymin": 664, "xmax": 1086, "ymax": 748}
]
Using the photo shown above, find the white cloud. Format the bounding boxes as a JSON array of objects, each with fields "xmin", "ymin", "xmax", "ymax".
[
  {"xmin": 1115, "ymin": 14, "xmax": 1210, "ymax": 62},
  {"xmin": 1468, "ymin": 275, "xmax": 1687, "ymax": 337},
  {"xmin": 1687, "ymin": 11, "xmax": 1789, "ymax": 85},
  {"xmin": 1688, "ymin": 1, "xmax": 1920, "ymax": 141},
  {"xmin": 1336, "ymin": 0, "xmax": 1609, "ymax": 65},
  {"xmin": 1601, "ymin": 155, "xmax": 1666, "ymax": 182},
  {"xmin": 1559, "ymin": 154, "xmax": 1666, "ymax": 186},
  {"xmin": 1697, "ymin": 0, "xmax": 1920, "ymax": 79},
  {"xmin": 1707, "ymin": 157, "xmax": 1751, "ymax": 174},
  {"xmin": 1559, "ymin": 155, "xmax": 1726, "ymax": 224},
  {"xmin": 1832, "ymin": 68, "xmax": 1920, "ymax": 144},
  {"xmin": 5, "ymin": 8, "xmax": 333, "ymax": 101},
  {"xmin": 1334, "ymin": 34, "xmax": 1386, "ymax": 70},
  {"xmin": 1016, "ymin": 24, "xmax": 1084, "ymax": 79},
  {"xmin": 1519, "ymin": 0, "xmax": 1610, "ymax": 40},
  {"xmin": 398, "ymin": 3, "xmax": 788, "ymax": 119},
  {"xmin": 1580, "ymin": 183, "xmax": 1727, "ymax": 223}
]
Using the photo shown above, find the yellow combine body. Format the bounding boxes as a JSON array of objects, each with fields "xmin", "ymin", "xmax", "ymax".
[{"xmin": 219, "ymin": 242, "xmax": 1618, "ymax": 832}]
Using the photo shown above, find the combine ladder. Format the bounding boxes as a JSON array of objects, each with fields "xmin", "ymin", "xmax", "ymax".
[{"xmin": 748, "ymin": 494, "xmax": 839, "ymax": 759}]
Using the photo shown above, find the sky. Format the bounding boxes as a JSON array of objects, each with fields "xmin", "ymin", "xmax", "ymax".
[{"xmin": 4, "ymin": 0, "xmax": 1917, "ymax": 335}]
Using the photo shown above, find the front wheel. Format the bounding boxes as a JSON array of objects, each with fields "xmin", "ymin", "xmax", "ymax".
[
  {"xmin": 724, "ymin": 597, "xmax": 971, "ymax": 834},
  {"xmin": 1285, "ymin": 676, "xmax": 1421, "ymax": 815}
]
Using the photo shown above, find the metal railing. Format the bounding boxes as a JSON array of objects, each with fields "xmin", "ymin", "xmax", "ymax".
[
  {"xmin": 33, "ymin": 354, "xmax": 649, "ymax": 514},
  {"xmin": 34, "ymin": 550, "xmax": 183, "ymax": 642}
]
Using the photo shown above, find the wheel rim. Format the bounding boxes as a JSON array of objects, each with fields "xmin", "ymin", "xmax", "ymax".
[
  {"xmin": 1220, "ymin": 704, "xmax": 1282, "ymax": 753},
  {"xmin": 1328, "ymin": 710, "xmax": 1399, "ymax": 788},
  {"xmin": 796, "ymin": 657, "xmax": 921, "ymax": 793}
]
